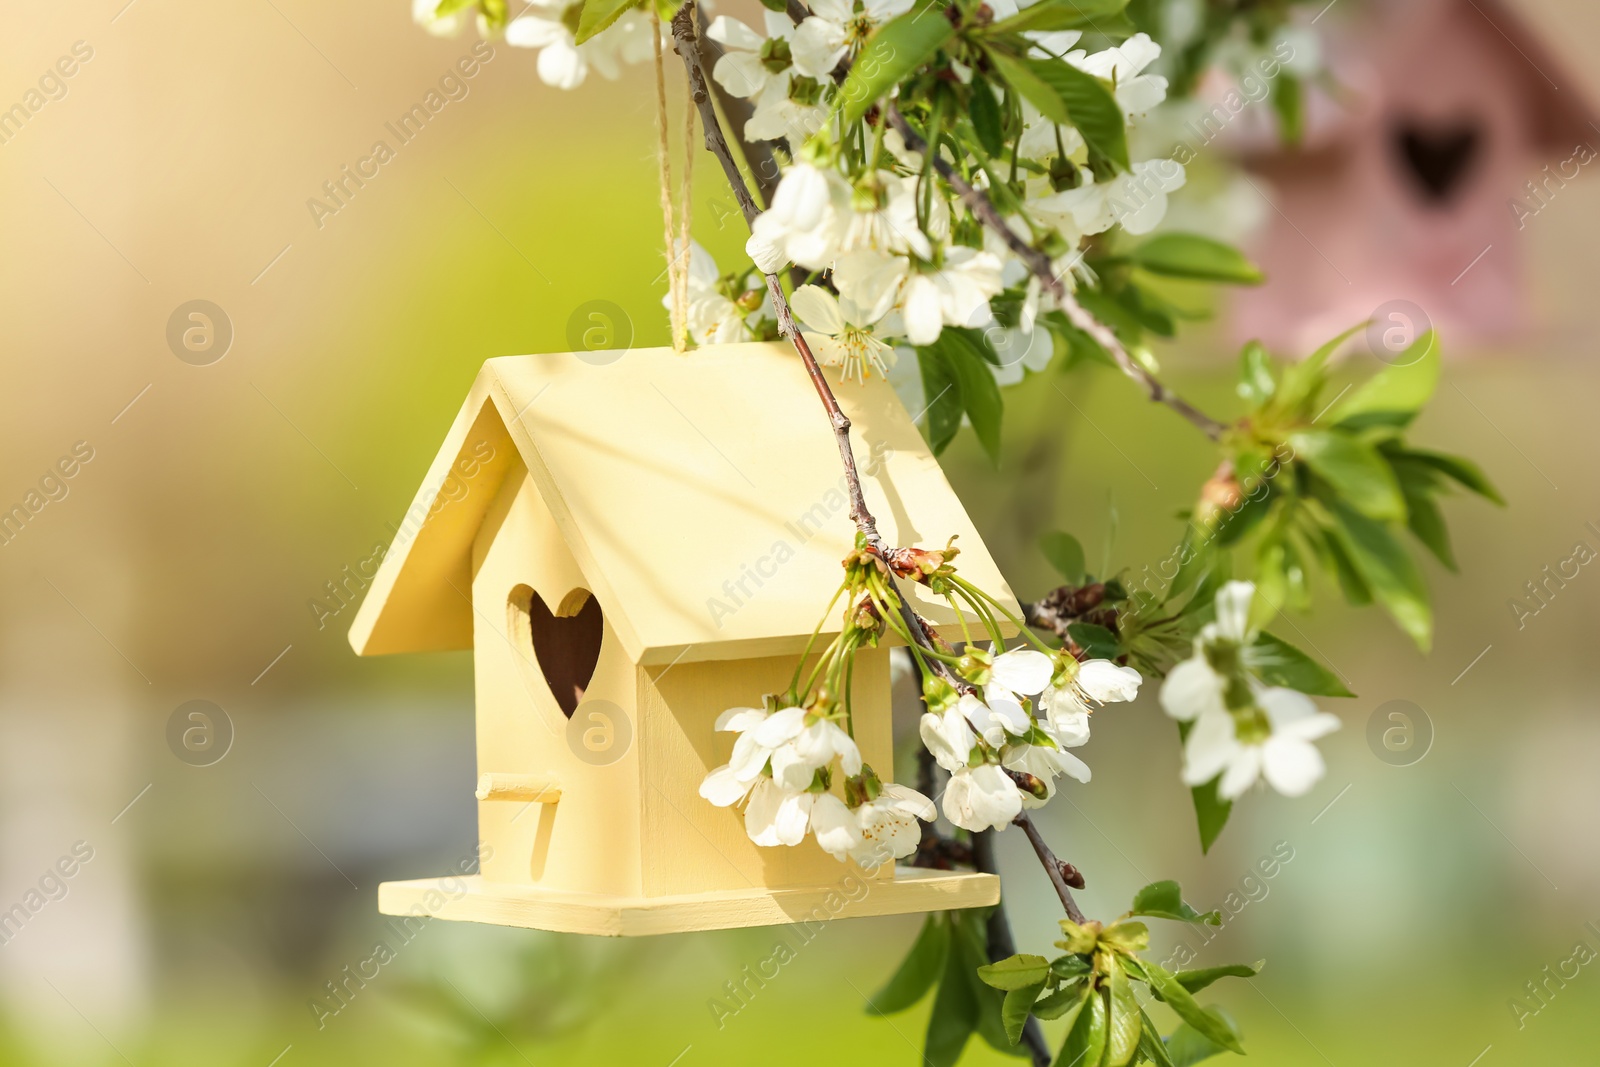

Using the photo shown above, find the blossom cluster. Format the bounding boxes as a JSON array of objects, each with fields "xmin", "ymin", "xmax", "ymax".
[
  {"xmin": 698, "ymin": 634, "xmax": 1143, "ymax": 865},
  {"xmin": 418, "ymin": 0, "xmax": 1193, "ymax": 398},
  {"xmin": 709, "ymin": 13, "xmax": 1185, "ymax": 391}
]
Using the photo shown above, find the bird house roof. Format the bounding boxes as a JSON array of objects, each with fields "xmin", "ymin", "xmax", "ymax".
[{"xmin": 348, "ymin": 343, "xmax": 1019, "ymax": 667}]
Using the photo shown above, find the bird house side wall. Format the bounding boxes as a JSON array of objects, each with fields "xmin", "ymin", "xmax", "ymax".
[
  {"xmin": 636, "ymin": 647, "xmax": 896, "ymax": 898},
  {"xmin": 471, "ymin": 462, "xmax": 643, "ymax": 897}
]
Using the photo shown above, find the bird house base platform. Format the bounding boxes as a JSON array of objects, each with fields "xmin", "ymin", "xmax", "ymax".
[{"xmin": 378, "ymin": 867, "xmax": 1001, "ymax": 937}]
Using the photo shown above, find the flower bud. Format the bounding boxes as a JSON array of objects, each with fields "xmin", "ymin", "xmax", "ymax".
[{"xmin": 923, "ymin": 675, "xmax": 958, "ymax": 714}]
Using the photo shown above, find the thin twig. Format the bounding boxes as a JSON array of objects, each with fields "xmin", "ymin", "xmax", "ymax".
[
  {"xmin": 883, "ymin": 107, "xmax": 1228, "ymax": 442},
  {"xmin": 1014, "ymin": 812, "xmax": 1088, "ymax": 924}
]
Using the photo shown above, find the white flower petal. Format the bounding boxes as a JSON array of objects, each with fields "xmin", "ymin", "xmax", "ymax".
[
  {"xmin": 1181, "ymin": 709, "xmax": 1238, "ymax": 786},
  {"xmin": 706, "ymin": 15, "xmax": 765, "ymax": 52},
  {"xmin": 773, "ymin": 790, "xmax": 815, "ymax": 846},
  {"xmin": 991, "ymin": 649, "xmax": 1054, "ymax": 697},
  {"xmin": 749, "ymin": 705, "xmax": 807, "ymax": 747},
  {"xmin": 715, "ymin": 706, "xmax": 766, "ymax": 732},
  {"xmin": 712, "ymin": 52, "xmax": 771, "ymax": 99},
  {"xmin": 1211, "ymin": 581, "xmax": 1256, "ymax": 642},
  {"xmin": 744, "ymin": 777, "xmax": 787, "ymax": 845},
  {"xmin": 1218, "ymin": 745, "xmax": 1263, "ymax": 799},
  {"xmin": 791, "ymin": 284, "xmax": 847, "ymax": 334},
  {"xmin": 699, "ymin": 765, "xmax": 752, "ymax": 807},
  {"xmin": 1077, "ymin": 659, "xmax": 1143, "ymax": 703},
  {"xmin": 1261, "ymin": 735, "xmax": 1325, "ymax": 797},
  {"xmin": 810, "ymin": 793, "xmax": 863, "ymax": 860},
  {"xmin": 1160, "ymin": 656, "xmax": 1224, "ymax": 722}
]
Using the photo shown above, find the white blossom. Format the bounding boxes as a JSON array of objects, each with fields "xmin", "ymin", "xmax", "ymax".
[
  {"xmin": 791, "ymin": 284, "xmax": 897, "ymax": 383},
  {"xmin": 833, "ymin": 246, "xmax": 1005, "ymax": 346},
  {"xmin": 749, "ymin": 162, "xmax": 850, "ymax": 271},
  {"xmin": 849, "ymin": 783, "xmax": 936, "ymax": 868},
  {"xmin": 791, "ymin": 0, "xmax": 915, "ymax": 80},
  {"xmin": 943, "ymin": 763, "xmax": 1023, "ymax": 832},
  {"xmin": 706, "ymin": 13, "xmax": 797, "ymax": 99},
  {"xmin": 1038, "ymin": 658, "xmax": 1143, "ymax": 743},
  {"xmin": 1181, "ymin": 687, "xmax": 1340, "ymax": 799},
  {"xmin": 919, "ymin": 704, "xmax": 977, "ymax": 772},
  {"xmin": 770, "ymin": 714, "xmax": 862, "ymax": 789},
  {"xmin": 506, "ymin": 0, "xmax": 653, "ymax": 90},
  {"xmin": 1072, "ymin": 33, "xmax": 1169, "ymax": 120}
]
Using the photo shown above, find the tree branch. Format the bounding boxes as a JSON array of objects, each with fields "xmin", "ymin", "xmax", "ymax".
[
  {"xmin": 882, "ymin": 107, "xmax": 1228, "ymax": 442},
  {"xmin": 669, "ymin": 4, "xmax": 888, "ymax": 553},
  {"xmin": 674, "ymin": 0, "xmax": 1102, "ymax": 969}
]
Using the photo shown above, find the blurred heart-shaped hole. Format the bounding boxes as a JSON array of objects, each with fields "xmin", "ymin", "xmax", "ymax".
[
  {"xmin": 508, "ymin": 586, "xmax": 603, "ymax": 718},
  {"xmin": 1393, "ymin": 118, "xmax": 1483, "ymax": 204}
]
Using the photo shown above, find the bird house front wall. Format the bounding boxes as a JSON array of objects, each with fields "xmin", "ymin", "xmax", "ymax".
[
  {"xmin": 471, "ymin": 461, "xmax": 643, "ymax": 898},
  {"xmin": 636, "ymin": 648, "xmax": 896, "ymax": 898}
]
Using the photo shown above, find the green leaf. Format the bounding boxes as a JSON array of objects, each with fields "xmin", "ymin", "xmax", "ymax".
[
  {"xmin": 951, "ymin": 910, "xmax": 1021, "ymax": 1056},
  {"xmin": 1105, "ymin": 957, "xmax": 1142, "ymax": 1067},
  {"xmin": 979, "ymin": 954, "xmax": 1053, "ymax": 991},
  {"xmin": 1027, "ymin": 57, "xmax": 1130, "ymax": 170},
  {"xmin": 1181, "ymin": 723, "xmax": 1232, "ymax": 854},
  {"xmin": 1172, "ymin": 961, "xmax": 1263, "ymax": 994},
  {"xmin": 1143, "ymin": 963, "xmax": 1244, "ymax": 1055},
  {"xmin": 986, "ymin": 48, "xmax": 1069, "ymax": 123},
  {"xmin": 1127, "ymin": 881, "xmax": 1221, "ymax": 925},
  {"xmin": 1057, "ymin": 987, "xmax": 1108, "ymax": 1067},
  {"xmin": 433, "ymin": 0, "xmax": 475, "ymax": 16},
  {"xmin": 1100, "ymin": 920, "xmax": 1150, "ymax": 954},
  {"xmin": 1129, "ymin": 233, "xmax": 1263, "ymax": 285},
  {"xmin": 1272, "ymin": 73, "xmax": 1303, "ymax": 145},
  {"xmin": 1066, "ymin": 621, "xmax": 1120, "ymax": 660},
  {"xmin": 1034, "ymin": 980, "xmax": 1088, "ymax": 1020},
  {"xmin": 1389, "ymin": 447, "xmax": 1504, "ymax": 505},
  {"xmin": 1167, "ymin": 1018, "xmax": 1232, "ymax": 1067},
  {"xmin": 925, "ymin": 932, "xmax": 979, "ymax": 1067},
  {"xmin": 1166, "ymin": 525, "xmax": 1214, "ymax": 603},
  {"xmin": 1241, "ymin": 632, "xmax": 1354, "ymax": 697},
  {"xmin": 1041, "ymin": 530, "xmax": 1087, "ymax": 583},
  {"xmin": 1003, "ymin": 981, "xmax": 1047, "ymax": 1045},
  {"xmin": 1237, "ymin": 342, "xmax": 1275, "ymax": 405},
  {"xmin": 1052, "ymin": 954, "xmax": 1094, "ymax": 980},
  {"xmin": 868, "ymin": 914, "xmax": 950, "ymax": 1013},
  {"xmin": 1271, "ymin": 323, "xmax": 1363, "ymax": 419},
  {"xmin": 983, "ymin": 0, "xmax": 1131, "ymax": 35},
  {"xmin": 1137, "ymin": 1008, "xmax": 1177, "ymax": 1067},
  {"xmin": 574, "ymin": 0, "xmax": 639, "ymax": 44},
  {"xmin": 1403, "ymin": 485, "xmax": 1456, "ymax": 570},
  {"xmin": 917, "ymin": 343, "xmax": 963, "ymax": 454},
  {"xmin": 1329, "ymin": 330, "xmax": 1440, "ymax": 431},
  {"xmin": 1075, "ymin": 286, "xmax": 1146, "ymax": 346},
  {"xmin": 840, "ymin": 4, "xmax": 955, "ymax": 123},
  {"xmin": 1289, "ymin": 429, "xmax": 1407, "ymax": 522},
  {"xmin": 970, "ymin": 77, "xmax": 1005, "ymax": 158},
  {"xmin": 1325, "ymin": 499, "xmax": 1432, "ymax": 650},
  {"xmin": 940, "ymin": 330, "xmax": 1006, "ymax": 464},
  {"xmin": 1313, "ymin": 522, "xmax": 1372, "ymax": 606}
]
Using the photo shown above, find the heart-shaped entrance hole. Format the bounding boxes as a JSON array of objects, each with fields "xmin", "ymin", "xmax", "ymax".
[
  {"xmin": 508, "ymin": 585, "xmax": 603, "ymax": 718},
  {"xmin": 1393, "ymin": 118, "xmax": 1483, "ymax": 205}
]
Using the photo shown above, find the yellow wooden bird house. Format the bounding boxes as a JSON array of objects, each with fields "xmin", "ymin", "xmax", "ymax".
[{"xmin": 350, "ymin": 342, "xmax": 1009, "ymax": 935}]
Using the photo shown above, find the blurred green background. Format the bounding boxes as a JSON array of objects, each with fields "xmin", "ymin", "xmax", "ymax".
[{"xmin": 1, "ymin": 2, "xmax": 1597, "ymax": 1065}]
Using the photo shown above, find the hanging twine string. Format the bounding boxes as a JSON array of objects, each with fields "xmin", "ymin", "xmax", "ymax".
[
  {"xmin": 678, "ymin": 83, "xmax": 694, "ymax": 348},
  {"xmin": 649, "ymin": 7, "xmax": 692, "ymax": 353}
]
